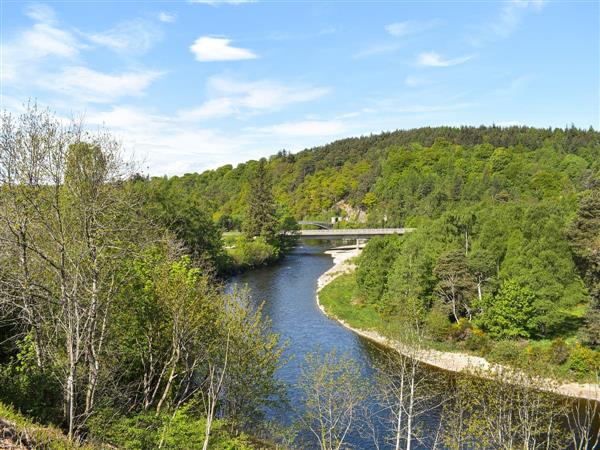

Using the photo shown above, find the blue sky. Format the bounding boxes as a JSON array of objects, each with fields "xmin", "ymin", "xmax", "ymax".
[{"xmin": 1, "ymin": 0, "xmax": 598, "ymax": 175}]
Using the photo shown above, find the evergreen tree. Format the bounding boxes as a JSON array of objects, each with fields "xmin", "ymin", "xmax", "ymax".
[
  {"xmin": 434, "ymin": 250, "xmax": 476, "ymax": 322},
  {"xmin": 568, "ymin": 189, "xmax": 600, "ymax": 348},
  {"xmin": 243, "ymin": 159, "xmax": 278, "ymax": 241}
]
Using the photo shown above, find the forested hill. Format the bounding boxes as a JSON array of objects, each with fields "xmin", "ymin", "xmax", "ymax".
[{"xmin": 137, "ymin": 125, "xmax": 599, "ymax": 228}]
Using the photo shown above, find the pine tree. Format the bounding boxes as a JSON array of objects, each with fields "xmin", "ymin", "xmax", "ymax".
[
  {"xmin": 568, "ymin": 189, "xmax": 600, "ymax": 348},
  {"xmin": 243, "ymin": 160, "xmax": 278, "ymax": 241}
]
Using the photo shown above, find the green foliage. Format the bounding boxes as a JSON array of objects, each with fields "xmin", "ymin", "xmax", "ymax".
[
  {"xmin": 549, "ymin": 338, "xmax": 570, "ymax": 365},
  {"xmin": 243, "ymin": 159, "xmax": 278, "ymax": 242},
  {"xmin": 87, "ymin": 407, "xmax": 255, "ymax": 450},
  {"xmin": 567, "ymin": 344, "xmax": 600, "ymax": 377},
  {"xmin": 0, "ymin": 335, "xmax": 61, "ymax": 424},
  {"xmin": 476, "ymin": 280, "xmax": 539, "ymax": 339},
  {"xmin": 132, "ymin": 175, "xmax": 228, "ymax": 271},
  {"xmin": 0, "ymin": 402, "xmax": 93, "ymax": 449},
  {"xmin": 424, "ymin": 302, "xmax": 453, "ymax": 341},
  {"xmin": 355, "ymin": 235, "xmax": 402, "ymax": 307},
  {"xmin": 227, "ymin": 236, "xmax": 279, "ymax": 270}
]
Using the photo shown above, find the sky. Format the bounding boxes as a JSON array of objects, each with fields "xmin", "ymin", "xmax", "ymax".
[{"xmin": 1, "ymin": 0, "xmax": 598, "ymax": 176}]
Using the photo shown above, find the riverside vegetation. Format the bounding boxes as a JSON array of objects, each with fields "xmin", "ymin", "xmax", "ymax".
[{"xmin": 0, "ymin": 104, "xmax": 599, "ymax": 448}]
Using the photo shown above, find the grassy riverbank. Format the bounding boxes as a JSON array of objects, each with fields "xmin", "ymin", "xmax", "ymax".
[{"xmin": 319, "ymin": 269, "xmax": 600, "ymax": 387}]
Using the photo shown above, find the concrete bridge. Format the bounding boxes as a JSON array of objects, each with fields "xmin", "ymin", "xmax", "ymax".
[{"xmin": 294, "ymin": 228, "xmax": 414, "ymax": 240}]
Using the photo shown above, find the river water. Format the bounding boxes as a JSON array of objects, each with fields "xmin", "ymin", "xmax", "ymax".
[
  {"xmin": 229, "ymin": 241, "xmax": 439, "ymax": 448},
  {"xmin": 228, "ymin": 241, "xmax": 599, "ymax": 449}
]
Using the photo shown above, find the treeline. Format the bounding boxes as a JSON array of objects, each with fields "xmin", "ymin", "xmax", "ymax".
[
  {"xmin": 0, "ymin": 105, "xmax": 284, "ymax": 448},
  {"xmin": 136, "ymin": 124, "xmax": 599, "ymax": 224}
]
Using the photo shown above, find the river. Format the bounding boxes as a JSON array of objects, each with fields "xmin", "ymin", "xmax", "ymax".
[
  {"xmin": 229, "ymin": 241, "xmax": 439, "ymax": 448},
  {"xmin": 228, "ymin": 241, "xmax": 599, "ymax": 449}
]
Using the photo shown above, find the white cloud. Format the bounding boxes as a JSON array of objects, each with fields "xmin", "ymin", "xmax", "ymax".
[
  {"xmin": 39, "ymin": 66, "xmax": 163, "ymax": 103},
  {"xmin": 209, "ymin": 77, "xmax": 328, "ymax": 109},
  {"xmin": 417, "ymin": 51, "xmax": 473, "ymax": 67},
  {"xmin": 85, "ymin": 19, "xmax": 163, "ymax": 54},
  {"xmin": 353, "ymin": 43, "xmax": 403, "ymax": 59},
  {"xmin": 179, "ymin": 76, "xmax": 329, "ymax": 119},
  {"xmin": 190, "ymin": 36, "xmax": 258, "ymax": 61},
  {"xmin": 385, "ymin": 19, "xmax": 441, "ymax": 37},
  {"xmin": 251, "ymin": 120, "xmax": 346, "ymax": 137},
  {"xmin": 1, "ymin": 23, "xmax": 81, "ymax": 83},
  {"xmin": 158, "ymin": 11, "xmax": 177, "ymax": 23},
  {"xmin": 84, "ymin": 106, "xmax": 349, "ymax": 175},
  {"xmin": 179, "ymin": 98, "xmax": 236, "ymax": 120},
  {"xmin": 469, "ymin": 0, "xmax": 548, "ymax": 45},
  {"xmin": 25, "ymin": 3, "xmax": 58, "ymax": 24},
  {"xmin": 355, "ymin": 19, "xmax": 440, "ymax": 58}
]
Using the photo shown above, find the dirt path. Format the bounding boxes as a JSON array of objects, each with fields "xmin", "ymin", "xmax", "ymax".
[{"xmin": 316, "ymin": 247, "xmax": 600, "ymax": 402}]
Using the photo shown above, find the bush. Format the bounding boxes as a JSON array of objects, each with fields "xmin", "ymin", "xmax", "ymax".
[
  {"xmin": 464, "ymin": 327, "xmax": 492, "ymax": 354},
  {"xmin": 425, "ymin": 303, "xmax": 452, "ymax": 341},
  {"xmin": 448, "ymin": 318, "xmax": 472, "ymax": 342},
  {"xmin": 228, "ymin": 236, "xmax": 279, "ymax": 269},
  {"xmin": 488, "ymin": 340, "xmax": 527, "ymax": 365},
  {"xmin": 87, "ymin": 406, "xmax": 255, "ymax": 450},
  {"xmin": 475, "ymin": 280, "xmax": 538, "ymax": 339},
  {"xmin": 548, "ymin": 338, "xmax": 570, "ymax": 365},
  {"xmin": 567, "ymin": 344, "xmax": 600, "ymax": 376},
  {"xmin": 0, "ymin": 335, "xmax": 61, "ymax": 424}
]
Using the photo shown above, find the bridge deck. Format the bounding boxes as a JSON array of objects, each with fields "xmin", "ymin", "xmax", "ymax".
[{"xmin": 294, "ymin": 228, "xmax": 414, "ymax": 239}]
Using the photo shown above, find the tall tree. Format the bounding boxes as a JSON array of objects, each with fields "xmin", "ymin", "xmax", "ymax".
[
  {"xmin": 434, "ymin": 250, "xmax": 475, "ymax": 322},
  {"xmin": 243, "ymin": 159, "xmax": 278, "ymax": 241},
  {"xmin": 568, "ymin": 189, "xmax": 600, "ymax": 348}
]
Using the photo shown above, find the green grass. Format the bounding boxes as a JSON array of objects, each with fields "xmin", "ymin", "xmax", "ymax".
[
  {"xmin": 0, "ymin": 402, "xmax": 93, "ymax": 449},
  {"xmin": 319, "ymin": 273, "xmax": 383, "ymax": 331}
]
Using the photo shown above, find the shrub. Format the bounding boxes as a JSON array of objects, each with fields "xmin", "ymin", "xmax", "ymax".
[
  {"xmin": 425, "ymin": 303, "xmax": 452, "ymax": 341},
  {"xmin": 464, "ymin": 327, "xmax": 492, "ymax": 354},
  {"xmin": 488, "ymin": 340, "xmax": 527, "ymax": 365},
  {"xmin": 548, "ymin": 338, "xmax": 570, "ymax": 365},
  {"xmin": 448, "ymin": 318, "xmax": 472, "ymax": 342},
  {"xmin": 567, "ymin": 344, "xmax": 600, "ymax": 376},
  {"xmin": 87, "ymin": 407, "xmax": 255, "ymax": 450},
  {"xmin": 228, "ymin": 236, "xmax": 279, "ymax": 269},
  {"xmin": 476, "ymin": 280, "xmax": 538, "ymax": 339}
]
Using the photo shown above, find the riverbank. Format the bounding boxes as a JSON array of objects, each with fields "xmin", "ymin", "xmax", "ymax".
[{"xmin": 316, "ymin": 246, "xmax": 600, "ymax": 402}]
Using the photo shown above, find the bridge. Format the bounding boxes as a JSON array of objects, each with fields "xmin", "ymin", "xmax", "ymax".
[{"xmin": 293, "ymin": 228, "xmax": 415, "ymax": 239}]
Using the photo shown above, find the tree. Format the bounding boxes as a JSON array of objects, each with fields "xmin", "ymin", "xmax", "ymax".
[
  {"xmin": 441, "ymin": 368, "xmax": 569, "ymax": 449},
  {"xmin": 475, "ymin": 280, "xmax": 538, "ymax": 339},
  {"xmin": 243, "ymin": 159, "xmax": 278, "ymax": 242},
  {"xmin": 298, "ymin": 349, "xmax": 369, "ymax": 450},
  {"xmin": 356, "ymin": 235, "xmax": 402, "ymax": 307},
  {"xmin": 0, "ymin": 104, "xmax": 144, "ymax": 438},
  {"xmin": 467, "ymin": 248, "xmax": 496, "ymax": 302},
  {"xmin": 568, "ymin": 189, "xmax": 600, "ymax": 348},
  {"xmin": 434, "ymin": 250, "xmax": 475, "ymax": 322},
  {"xmin": 369, "ymin": 327, "xmax": 444, "ymax": 450}
]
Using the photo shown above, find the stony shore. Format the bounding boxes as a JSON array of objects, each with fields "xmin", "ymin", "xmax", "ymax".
[{"xmin": 315, "ymin": 246, "xmax": 600, "ymax": 402}]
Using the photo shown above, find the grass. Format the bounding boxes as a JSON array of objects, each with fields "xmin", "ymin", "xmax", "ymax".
[
  {"xmin": 0, "ymin": 402, "xmax": 94, "ymax": 449},
  {"xmin": 318, "ymin": 273, "xmax": 383, "ymax": 331}
]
